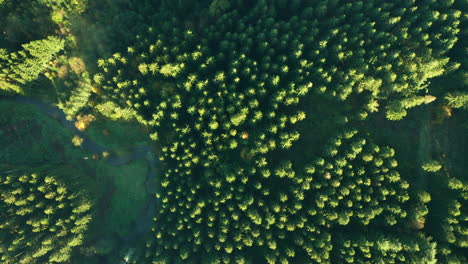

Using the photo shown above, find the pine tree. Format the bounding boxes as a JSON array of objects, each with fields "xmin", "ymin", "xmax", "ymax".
[
  {"xmin": 0, "ymin": 36, "xmax": 64, "ymax": 94},
  {"xmin": 90, "ymin": 1, "xmax": 464, "ymax": 263},
  {"xmin": 0, "ymin": 166, "xmax": 93, "ymax": 264},
  {"xmin": 445, "ymin": 92, "xmax": 468, "ymax": 109}
]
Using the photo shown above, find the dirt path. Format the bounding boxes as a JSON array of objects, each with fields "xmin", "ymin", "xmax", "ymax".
[
  {"xmin": 418, "ymin": 105, "xmax": 453, "ymax": 179},
  {"xmin": 416, "ymin": 107, "xmax": 432, "ymax": 188}
]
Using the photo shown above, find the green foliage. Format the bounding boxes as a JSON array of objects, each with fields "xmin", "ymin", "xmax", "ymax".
[
  {"xmin": 92, "ymin": 0, "xmax": 465, "ymax": 262},
  {"xmin": 1, "ymin": 0, "xmax": 464, "ymax": 263},
  {"xmin": 0, "ymin": 0, "xmax": 57, "ymax": 45},
  {"xmin": 86, "ymin": 118, "xmax": 150, "ymax": 150},
  {"xmin": 95, "ymin": 161, "xmax": 147, "ymax": 238},
  {"xmin": 0, "ymin": 36, "xmax": 64, "ymax": 94},
  {"xmin": 94, "ymin": 101, "xmax": 138, "ymax": 121},
  {"xmin": 0, "ymin": 166, "xmax": 93, "ymax": 264},
  {"xmin": 208, "ymin": 0, "xmax": 230, "ymax": 16},
  {"xmin": 426, "ymin": 173, "xmax": 468, "ymax": 264},
  {"xmin": 422, "ymin": 160, "xmax": 443, "ymax": 172},
  {"xmin": 57, "ymin": 80, "xmax": 92, "ymax": 118},
  {"xmin": 38, "ymin": 0, "xmax": 88, "ymax": 14},
  {"xmin": 159, "ymin": 63, "xmax": 183, "ymax": 78},
  {"xmin": 305, "ymin": 130, "xmax": 411, "ymax": 227},
  {"xmin": 332, "ymin": 231, "xmax": 437, "ymax": 264},
  {"xmin": 445, "ymin": 92, "xmax": 468, "ymax": 109},
  {"xmin": 0, "ymin": 101, "xmax": 82, "ymax": 164}
]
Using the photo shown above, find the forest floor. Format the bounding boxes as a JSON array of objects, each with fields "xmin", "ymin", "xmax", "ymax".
[
  {"xmin": 367, "ymin": 105, "xmax": 432, "ymax": 189},
  {"xmin": 416, "ymin": 106, "xmax": 432, "ymax": 189}
]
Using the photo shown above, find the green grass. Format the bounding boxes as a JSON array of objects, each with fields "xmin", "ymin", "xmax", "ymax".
[
  {"xmin": 95, "ymin": 160, "xmax": 148, "ymax": 238},
  {"xmin": 81, "ymin": 159, "xmax": 148, "ymax": 262},
  {"xmin": 0, "ymin": 101, "xmax": 84, "ymax": 165},
  {"xmin": 87, "ymin": 118, "xmax": 150, "ymax": 151}
]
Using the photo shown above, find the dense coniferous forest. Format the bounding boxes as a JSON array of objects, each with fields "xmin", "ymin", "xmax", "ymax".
[{"xmin": 0, "ymin": 0, "xmax": 467, "ymax": 263}]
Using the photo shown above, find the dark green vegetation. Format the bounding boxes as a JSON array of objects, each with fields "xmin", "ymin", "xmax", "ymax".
[
  {"xmin": 0, "ymin": 95, "xmax": 152, "ymax": 263},
  {"xmin": 0, "ymin": 101, "xmax": 81, "ymax": 164},
  {"xmin": 94, "ymin": 160, "xmax": 148, "ymax": 238},
  {"xmin": 0, "ymin": 166, "xmax": 92, "ymax": 264},
  {"xmin": 1, "ymin": 0, "xmax": 467, "ymax": 263}
]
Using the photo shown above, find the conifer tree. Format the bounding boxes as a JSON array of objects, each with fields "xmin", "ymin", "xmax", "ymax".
[
  {"xmin": 0, "ymin": 36, "xmax": 64, "ymax": 94},
  {"xmin": 445, "ymin": 92, "xmax": 468, "ymax": 109},
  {"xmin": 91, "ymin": 0, "xmax": 464, "ymax": 263},
  {"xmin": 0, "ymin": 166, "xmax": 93, "ymax": 264}
]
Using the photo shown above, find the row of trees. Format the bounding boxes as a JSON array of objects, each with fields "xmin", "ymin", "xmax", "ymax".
[{"xmin": 331, "ymin": 230, "xmax": 437, "ymax": 264}]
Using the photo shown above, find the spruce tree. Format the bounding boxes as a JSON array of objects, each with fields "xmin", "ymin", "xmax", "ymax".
[{"xmin": 0, "ymin": 36, "xmax": 64, "ymax": 94}]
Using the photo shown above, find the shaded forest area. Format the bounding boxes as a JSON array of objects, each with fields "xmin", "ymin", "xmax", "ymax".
[{"xmin": 0, "ymin": 0, "xmax": 467, "ymax": 264}]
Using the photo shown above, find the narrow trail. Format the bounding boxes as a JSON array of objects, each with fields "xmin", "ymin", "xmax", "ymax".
[
  {"xmin": 0, "ymin": 95, "xmax": 160, "ymax": 257},
  {"xmin": 416, "ymin": 107, "xmax": 432, "ymax": 188}
]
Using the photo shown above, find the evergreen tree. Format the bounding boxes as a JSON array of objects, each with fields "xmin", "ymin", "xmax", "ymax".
[
  {"xmin": 445, "ymin": 92, "xmax": 468, "ymax": 109},
  {"xmin": 0, "ymin": 166, "xmax": 93, "ymax": 264},
  {"xmin": 90, "ymin": 0, "xmax": 464, "ymax": 262},
  {"xmin": 0, "ymin": 36, "xmax": 64, "ymax": 94}
]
